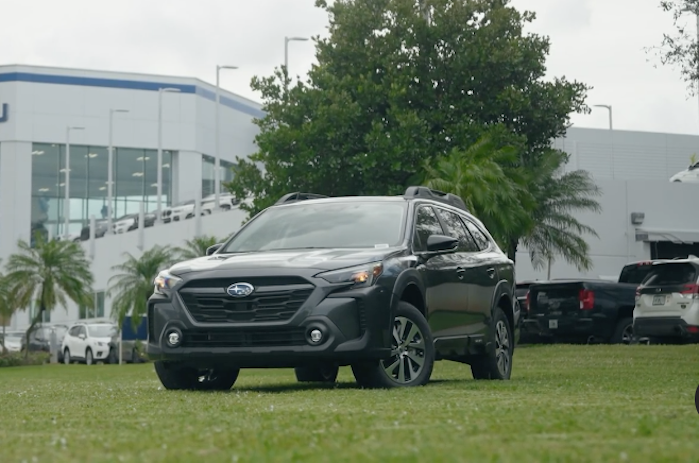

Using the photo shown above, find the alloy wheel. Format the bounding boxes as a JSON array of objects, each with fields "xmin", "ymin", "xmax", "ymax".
[
  {"xmin": 494, "ymin": 320, "xmax": 511, "ymax": 377},
  {"xmin": 381, "ymin": 316, "xmax": 426, "ymax": 384}
]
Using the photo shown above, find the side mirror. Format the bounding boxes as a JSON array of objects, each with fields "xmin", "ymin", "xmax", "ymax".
[
  {"xmin": 78, "ymin": 334, "xmax": 86, "ymax": 340},
  {"xmin": 206, "ymin": 243, "xmax": 223, "ymax": 256},
  {"xmin": 426, "ymin": 234, "xmax": 459, "ymax": 253}
]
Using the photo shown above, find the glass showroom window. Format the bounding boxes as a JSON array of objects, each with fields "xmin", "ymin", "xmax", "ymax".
[
  {"xmin": 79, "ymin": 291, "xmax": 105, "ymax": 319},
  {"xmin": 201, "ymin": 154, "xmax": 235, "ymax": 199},
  {"xmin": 31, "ymin": 143, "xmax": 174, "ymax": 239}
]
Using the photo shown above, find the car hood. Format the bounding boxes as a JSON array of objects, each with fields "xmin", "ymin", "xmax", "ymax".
[{"xmin": 169, "ymin": 247, "xmax": 406, "ymax": 275}]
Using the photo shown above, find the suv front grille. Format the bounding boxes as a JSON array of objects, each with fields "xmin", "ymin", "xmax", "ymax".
[
  {"xmin": 178, "ymin": 277, "xmax": 314, "ymax": 324},
  {"xmin": 182, "ymin": 328, "xmax": 307, "ymax": 348}
]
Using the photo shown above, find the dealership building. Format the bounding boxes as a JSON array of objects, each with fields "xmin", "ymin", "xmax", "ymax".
[{"xmin": 2, "ymin": 63, "xmax": 699, "ymax": 329}]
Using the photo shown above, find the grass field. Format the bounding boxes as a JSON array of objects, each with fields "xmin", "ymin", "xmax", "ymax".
[{"xmin": 1, "ymin": 344, "xmax": 698, "ymax": 463}]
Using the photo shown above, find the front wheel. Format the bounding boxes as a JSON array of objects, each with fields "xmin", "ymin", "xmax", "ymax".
[
  {"xmin": 85, "ymin": 348, "xmax": 94, "ymax": 366},
  {"xmin": 351, "ymin": 301, "xmax": 435, "ymax": 389},
  {"xmin": 154, "ymin": 361, "xmax": 240, "ymax": 391},
  {"xmin": 471, "ymin": 307, "xmax": 513, "ymax": 380}
]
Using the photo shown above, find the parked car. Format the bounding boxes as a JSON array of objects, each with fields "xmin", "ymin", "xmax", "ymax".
[
  {"xmin": 61, "ymin": 322, "xmax": 117, "ymax": 365},
  {"xmin": 1, "ymin": 330, "xmax": 23, "ymax": 352},
  {"xmin": 521, "ymin": 260, "xmax": 661, "ymax": 344},
  {"xmin": 201, "ymin": 192, "xmax": 239, "ymax": 214},
  {"xmin": 147, "ymin": 186, "xmax": 520, "ymax": 391},
  {"xmin": 669, "ymin": 161, "xmax": 699, "ymax": 183},
  {"xmin": 633, "ymin": 257, "xmax": 699, "ymax": 344},
  {"xmin": 113, "ymin": 212, "xmax": 156, "ymax": 234},
  {"xmin": 162, "ymin": 199, "xmax": 205, "ymax": 222},
  {"xmin": 80, "ymin": 219, "xmax": 110, "ymax": 241}
]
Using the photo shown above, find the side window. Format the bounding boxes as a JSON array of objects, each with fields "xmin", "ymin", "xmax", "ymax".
[
  {"xmin": 69, "ymin": 326, "xmax": 79, "ymax": 337},
  {"xmin": 437, "ymin": 209, "xmax": 479, "ymax": 252},
  {"xmin": 413, "ymin": 206, "xmax": 445, "ymax": 252},
  {"xmin": 463, "ymin": 218, "xmax": 490, "ymax": 251},
  {"xmin": 78, "ymin": 326, "xmax": 86, "ymax": 337}
]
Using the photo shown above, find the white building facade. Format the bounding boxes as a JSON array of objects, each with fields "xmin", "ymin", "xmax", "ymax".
[{"xmin": 0, "ymin": 65, "xmax": 262, "ymax": 327}]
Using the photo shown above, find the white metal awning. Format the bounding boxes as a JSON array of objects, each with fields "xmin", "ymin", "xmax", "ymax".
[{"xmin": 634, "ymin": 227, "xmax": 699, "ymax": 243}]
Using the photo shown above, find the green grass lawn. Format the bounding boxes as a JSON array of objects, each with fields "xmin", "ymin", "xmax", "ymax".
[{"xmin": 1, "ymin": 344, "xmax": 698, "ymax": 463}]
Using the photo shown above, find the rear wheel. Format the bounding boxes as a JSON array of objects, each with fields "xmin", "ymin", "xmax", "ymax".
[
  {"xmin": 610, "ymin": 317, "xmax": 634, "ymax": 344},
  {"xmin": 154, "ymin": 361, "xmax": 240, "ymax": 391},
  {"xmin": 351, "ymin": 301, "xmax": 434, "ymax": 389},
  {"xmin": 471, "ymin": 307, "xmax": 513, "ymax": 380},
  {"xmin": 294, "ymin": 364, "xmax": 339, "ymax": 383}
]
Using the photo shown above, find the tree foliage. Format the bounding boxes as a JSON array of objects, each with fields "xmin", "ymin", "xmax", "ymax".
[
  {"xmin": 225, "ymin": 0, "xmax": 590, "ymax": 218},
  {"xmin": 5, "ymin": 234, "xmax": 94, "ymax": 359},
  {"xmin": 107, "ymin": 245, "xmax": 175, "ymax": 331},
  {"xmin": 174, "ymin": 236, "xmax": 223, "ymax": 261},
  {"xmin": 648, "ymin": 1, "xmax": 699, "ymax": 95}
]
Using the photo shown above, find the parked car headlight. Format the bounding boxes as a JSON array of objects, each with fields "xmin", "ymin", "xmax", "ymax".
[
  {"xmin": 154, "ymin": 270, "xmax": 182, "ymax": 295},
  {"xmin": 317, "ymin": 262, "xmax": 383, "ymax": 288}
]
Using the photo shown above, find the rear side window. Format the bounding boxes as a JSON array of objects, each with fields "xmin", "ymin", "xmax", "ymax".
[
  {"xmin": 463, "ymin": 219, "xmax": 490, "ymax": 251},
  {"xmin": 436, "ymin": 209, "xmax": 479, "ymax": 252},
  {"xmin": 618, "ymin": 263, "xmax": 654, "ymax": 284},
  {"xmin": 642, "ymin": 263, "xmax": 698, "ymax": 286}
]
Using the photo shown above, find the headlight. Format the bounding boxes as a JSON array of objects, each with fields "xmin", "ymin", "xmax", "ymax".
[
  {"xmin": 154, "ymin": 270, "xmax": 182, "ymax": 295},
  {"xmin": 317, "ymin": 262, "xmax": 383, "ymax": 288}
]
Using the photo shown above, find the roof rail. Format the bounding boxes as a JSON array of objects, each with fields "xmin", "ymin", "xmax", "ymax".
[
  {"xmin": 403, "ymin": 186, "xmax": 469, "ymax": 212},
  {"xmin": 274, "ymin": 192, "xmax": 329, "ymax": 206}
]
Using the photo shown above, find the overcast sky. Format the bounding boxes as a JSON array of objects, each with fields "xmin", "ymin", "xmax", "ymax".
[{"xmin": 0, "ymin": 0, "xmax": 696, "ymax": 135}]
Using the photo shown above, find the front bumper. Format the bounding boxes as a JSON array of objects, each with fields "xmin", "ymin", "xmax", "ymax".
[
  {"xmin": 146, "ymin": 280, "xmax": 393, "ymax": 368},
  {"xmin": 633, "ymin": 316, "xmax": 699, "ymax": 341}
]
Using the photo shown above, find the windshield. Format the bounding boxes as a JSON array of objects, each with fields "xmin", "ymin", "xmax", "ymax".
[
  {"xmin": 88, "ymin": 325, "xmax": 116, "ymax": 338},
  {"xmin": 220, "ymin": 201, "xmax": 408, "ymax": 253}
]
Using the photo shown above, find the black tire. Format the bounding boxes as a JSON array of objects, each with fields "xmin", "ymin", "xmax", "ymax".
[
  {"xmin": 610, "ymin": 317, "xmax": 634, "ymax": 344},
  {"xmin": 471, "ymin": 307, "xmax": 513, "ymax": 380},
  {"xmin": 351, "ymin": 301, "xmax": 435, "ymax": 389},
  {"xmin": 63, "ymin": 348, "xmax": 71, "ymax": 365},
  {"xmin": 85, "ymin": 348, "xmax": 94, "ymax": 366},
  {"xmin": 294, "ymin": 364, "xmax": 339, "ymax": 383},
  {"xmin": 107, "ymin": 346, "xmax": 118, "ymax": 364},
  {"xmin": 154, "ymin": 361, "xmax": 240, "ymax": 391}
]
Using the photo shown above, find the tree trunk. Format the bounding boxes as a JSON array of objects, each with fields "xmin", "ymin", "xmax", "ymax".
[
  {"xmin": 2, "ymin": 323, "xmax": 6, "ymax": 355},
  {"xmin": 507, "ymin": 238, "xmax": 519, "ymax": 263},
  {"xmin": 24, "ymin": 306, "xmax": 44, "ymax": 362}
]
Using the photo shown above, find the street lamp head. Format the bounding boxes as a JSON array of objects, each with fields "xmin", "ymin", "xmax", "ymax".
[
  {"xmin": 593, "ymin": 104, "xmax": 611, "ymax": 109},
  {"xmin": 286, "ymin": 36, "xmax": 309, "ymax": 42},
  {"xmin": 69, "ymin": 126, "xmax": 85, "ymax": 130},
  {"xmin": 112, "ymin": 109, "xmax": 129, "ymax": 113},
  {"xmin": 217, "ymin": 65, "xmax": 239, "ymax": 71}
]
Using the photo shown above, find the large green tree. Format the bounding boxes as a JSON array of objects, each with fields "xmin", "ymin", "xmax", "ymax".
[
  {"xmin": 648, "ymin": 1, "xmax": 699, "ymax": 94},
  {"xmin": 225, "ymin": 0, "xmax": 590, "ymax": 218},
  {"xmin": 5, "ymin": 235, "xmax": 94, "ymax": 360},
  {"xmin": 174, "ymin": 236, "xmax": 224, "ymax": 261}
]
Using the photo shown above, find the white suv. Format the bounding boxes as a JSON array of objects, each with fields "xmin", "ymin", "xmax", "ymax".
[
  {"xmin": 62, "ymin": 322, "xmax": 117, "ymax": 365},
  {"xmin": 633, "ymin": 257, "xmax": 699, "ymax": 343}
]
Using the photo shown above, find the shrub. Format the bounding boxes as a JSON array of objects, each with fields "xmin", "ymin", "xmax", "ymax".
[{"xmin": 0, "ymin": 351, "xmax": 50, "ymax": 368}]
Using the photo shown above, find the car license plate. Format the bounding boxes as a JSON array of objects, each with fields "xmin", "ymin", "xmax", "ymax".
[
  {"xmin": 652, "ymin": 295, "xmax": 666, "ymax": 306},
  {"xmin": 548, "ymin": 319, "xmax": 558, "ymax": 329}
]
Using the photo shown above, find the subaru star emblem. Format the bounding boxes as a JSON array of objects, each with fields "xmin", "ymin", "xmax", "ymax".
[{"xmin": 226, "ymin": 282, "xmax": 254, "ymax": 298}]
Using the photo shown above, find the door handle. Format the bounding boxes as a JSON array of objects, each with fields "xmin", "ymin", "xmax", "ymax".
[
  {"xmin": 456, "ymin": 267, "xmax": 465, "ymax": 280},
  {"xmin": 487, "ymin": 267, "xmax": 495, "ymax": 279}
]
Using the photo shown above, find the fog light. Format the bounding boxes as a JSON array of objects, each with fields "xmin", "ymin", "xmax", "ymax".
[
  {"xmin": 309, "ymin": 329, "xmax": 323, "ymax": 344},
  {"xmin": 166, "ymin": 328, "xmax": 182, "ymax": 347}
]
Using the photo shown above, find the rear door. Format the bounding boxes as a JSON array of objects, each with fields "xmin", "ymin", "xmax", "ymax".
[
  {"xmin": 636, "ymin": 262, "xmax": 699, "ymax": 318},
  {"xmin": 528, "ymin": 282, "xmax": 586, "ymax": 331}
]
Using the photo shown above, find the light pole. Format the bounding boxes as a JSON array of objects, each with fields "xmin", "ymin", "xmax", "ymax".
[
  {"xmin": 107, "ymin": 109, "xmax": 129, "ymax": 235},
  {"xmin": 594, "ymin": 104, "xmax": 612, "ymax": 130},
  {"xmin": 64, "ymin": 126, "xmax": 85, "ymax": 238},
  {"xmin": 284, "ymin": 36, "xmax": 309, "ymax": 73},
  {"xmin": 215, "ymin": 65, "xmax": 238, "ymax": 213},
  {"xmin": 157, "ymin": 87, "xmax": 181, "ymax": 223}
]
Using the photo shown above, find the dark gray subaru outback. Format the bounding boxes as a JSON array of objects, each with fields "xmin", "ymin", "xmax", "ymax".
[{"xmin": 147, "ymin": 187, "xmax": 519, "ymax": 390}]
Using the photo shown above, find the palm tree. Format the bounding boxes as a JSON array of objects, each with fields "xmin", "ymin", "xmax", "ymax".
[
  {"xmin": 422, "ymin": 135, "xmax": 536, "ymax": 249},
  {"xmin": 515, "ymin": 148, "xmax": 602, "ymax": 271},
  {"xmin": 174, "ymin": 236, "xmax": 222, "ymax": 261},
  {"xmin": 5, "ymin": 234, "xmax": 94, "ymax": 360},
  {"xmin": 107, "ymin": 245, "xmax": 175, "ymax": 331}
]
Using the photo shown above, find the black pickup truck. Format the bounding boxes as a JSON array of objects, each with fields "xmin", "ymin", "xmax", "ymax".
[{"xmin": 521, "ymin": 260, "xmax": 658, "ymax": 344}]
